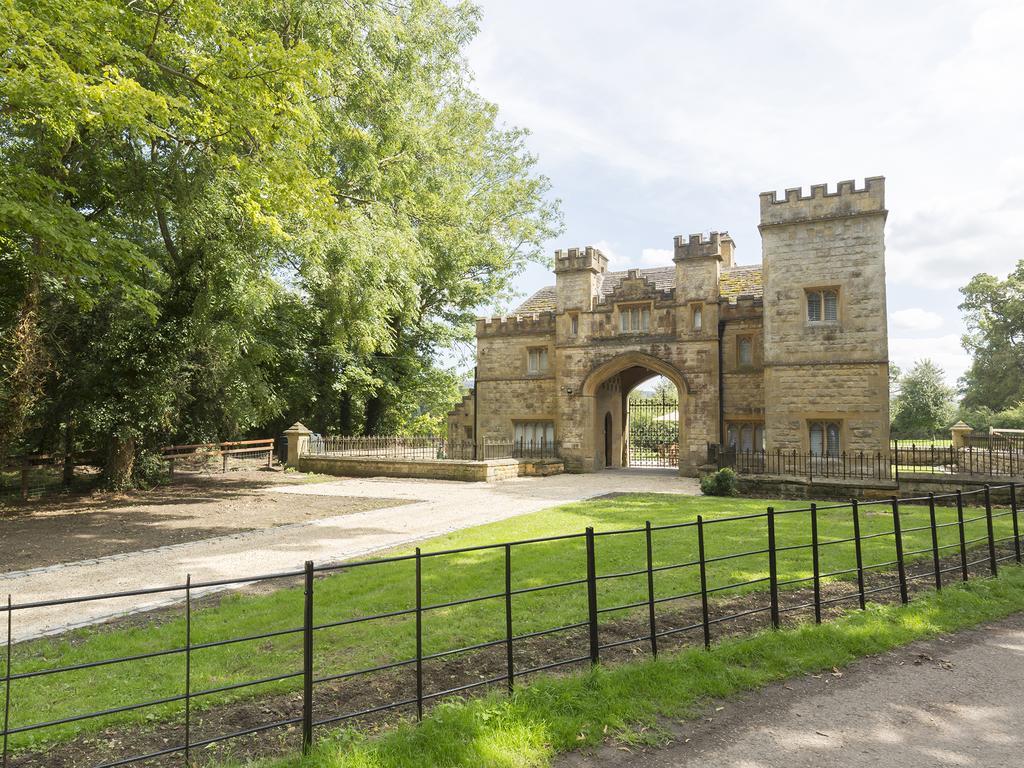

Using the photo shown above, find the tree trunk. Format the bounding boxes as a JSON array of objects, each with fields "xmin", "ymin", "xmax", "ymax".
[
  {"xmin": 105, "ymin": 435, "xmax": 136, "ymax": 490},
  {"xmin": 62, "ymin": 416, "xmax": 75, "ymax": 488},
  {"xmin": 338, "ymin": 391, "xmax": 354, "ymax": 435},
  {"xmin": 363, "ymin": 395, "xmax": 385, "ymax": 436}
]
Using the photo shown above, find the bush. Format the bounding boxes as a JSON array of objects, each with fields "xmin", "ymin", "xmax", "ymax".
[
  {"xmin": 132, "ymin": 449, "xmax": 171, "ymax": 489},
  {"xmin": 700, "ymin": 467, "xmax": 738, "ymax": 497}
]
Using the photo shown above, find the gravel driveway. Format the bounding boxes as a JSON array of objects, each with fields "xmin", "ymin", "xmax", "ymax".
[
  {"xmin": 1, "ymin": 470, "xmax": 698, "ymax": 641},
  {"xmin": 564, "ymin": 612, "xmax": 1024, "ymax": 768}
]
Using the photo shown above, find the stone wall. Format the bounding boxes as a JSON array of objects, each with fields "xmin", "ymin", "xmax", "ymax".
[
  {"xmin": 761, "ymin": 178, "xmax": 890, "ymax": 454},
  {"xmin": 299, "ymin": 455, "xmax": 562, "ymax": 482}
]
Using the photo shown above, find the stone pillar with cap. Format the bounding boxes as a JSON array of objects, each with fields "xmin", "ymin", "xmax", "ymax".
[
  {"xmin": 950, "ymin": 421, "xmax": 973, "ymax": 449},
  {"xmin": 284, "ymin": 422, "xmax": 312, "ymax": 468}
]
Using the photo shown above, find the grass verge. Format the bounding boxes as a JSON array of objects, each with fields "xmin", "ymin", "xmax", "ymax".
[
  {"xmin": 236, "ymin": 566, "xmax": 1024, "ymax": 768},
  {"xmin": 4, "ymin": 492, "xmax": 1014, "ymax": 751}
]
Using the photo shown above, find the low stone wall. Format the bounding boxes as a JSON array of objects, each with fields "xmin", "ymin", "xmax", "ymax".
[
  {"xmin": 737, "ymin": 472, "xmax": 1018, "ymax": 503},
  {"xmin": 298, "ymin": 455, "xmax": 563, "ymax": 482}
]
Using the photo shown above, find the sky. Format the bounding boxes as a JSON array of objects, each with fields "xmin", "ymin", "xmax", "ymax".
[{"xmin": 461, "ymin": 0, "xmax": 1024, "ymax": 388}]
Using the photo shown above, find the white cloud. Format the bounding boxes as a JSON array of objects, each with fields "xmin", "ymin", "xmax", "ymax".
[
  {"xmin": 889, "ymin": 334, "xmax": 970, "ymax": 387},
  {"xmin": 639, "ymin": 248, "xmax": 673, "ymax": 268},
  {"xmin": 889, "ymin": 308, "xmax": 944, "ymax": 333}
]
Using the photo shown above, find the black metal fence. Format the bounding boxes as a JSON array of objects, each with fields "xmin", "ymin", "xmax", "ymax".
[
  {"xmin": 717, "ymin": 439, "xmax": 1024, "ymax": 482},
  {"xmin": 2, "ymin": 484, "xmax": 1022, "ymax": 767},
  {"xmin": 304, "ymin": 436, "xmax": 561, "ymax": 461}
]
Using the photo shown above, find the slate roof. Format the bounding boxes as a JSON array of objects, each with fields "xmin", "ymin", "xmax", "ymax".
[{"xmin": 512, "ymin": 264, "xmax": 763, "ymax": 314}]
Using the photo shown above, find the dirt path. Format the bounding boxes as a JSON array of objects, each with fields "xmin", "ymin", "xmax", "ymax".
[
  {"xmin": 1, "ymin": 470, "xmax": 699, "ymax": 641},
  {"xmin": 564, "ymin": 612, "xmax": 1024, "ymax": 768},
  {"xmin": 0, "ymin": 470, "xmax": 408, "ymax": 572}
]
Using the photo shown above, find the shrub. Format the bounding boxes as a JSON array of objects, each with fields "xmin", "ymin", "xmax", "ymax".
[{"xmin": 700, "ymin": 467, "xmax": 738, "ymax": 497}]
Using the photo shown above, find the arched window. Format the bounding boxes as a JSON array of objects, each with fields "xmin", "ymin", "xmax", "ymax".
[
  {"xmin": 692, "ymin": 305, "xmax": 702, "ymax": 332},
  {"xmin": 738, "ymin": 337, "xmax": 753, "ymax": 366}
]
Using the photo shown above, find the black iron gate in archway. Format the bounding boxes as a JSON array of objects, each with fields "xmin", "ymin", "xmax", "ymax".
[{"xmin": 627, "ymin": 395, "xmax": 678, "ymax": 468}]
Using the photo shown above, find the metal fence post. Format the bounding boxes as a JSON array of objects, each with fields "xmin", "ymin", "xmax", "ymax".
[
  {"xmin": 957, "ymin": 490, "xmax": 969, "ymax": 582},
  {"xmin": 302, "ymin": 561, "xmax": 314, "ymax": 753},
  {"xmin": 697, "ymin": 516, "xmax": 711, "ymax": 649},
  {"xmin": 891, "ymin": 497, "xmax": 909, "ymax": 604},
  {"xmin": 928, "ymin": 493, "xmax": 941, "ymax": 591},
  {"xmin": 811, "ymin": 504, "xmax": 821, "ymax": 623},
  {"xmin": 984, "ymin": 485, "xmax": 998, "ymax": 576},
  {"xmin": 415, "ymin": 548, "xmax": 424, "ymax": 719},
  {"xmin": 504, "ymin": 544, "xmax": 514, "ymax": 694},
  {"xmin": 585, "ymin": 527, "xmax": 600, "ymax": 665},
  {"xmin": 851, "ymin": 499, "xmax": 866, "ymax": 609},
  {"xmin": 644, "ymin": 521, "xmax": 658, "ymax": 657},
  {"xmin": 767, "ymin": 507, "xmax": 779, "ymax": 629},
  {"xmin": 184, "ymin": 576, "xmax": 192, "ymax": 767},
  {"xmin": 1012, "ymin": 483, "xmax": 1021, "ymax": 564},
  {"xmin": 3, "ymin": 595, "xmax": 11, "ymax": 768}
]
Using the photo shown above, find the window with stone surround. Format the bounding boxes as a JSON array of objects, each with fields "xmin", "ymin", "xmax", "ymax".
[
  {"xmin": 618, "ymin": 302, "xmax": 651, "ymax": 333},
  {"xmin": 737, "ymin": 336, "xmax": 753, "ymax": 367},
  {"xmin": 727, "ymin": 422, "xmax": 764, "ymax": 452},
  {"xmin": 692, "ymin": 304, "xmax": 703, "ymax": 332},
  {"xmin": 527, "ymin": 347, "xmax": 549, "ymax": 374},
  {"xmin": 514, "ymin": 421, "xmax": 555, "ymax": 449},
  {"xmin": 806, "ymin": 288, "xmax": 839, "ymax": 324},
  {"xmin": 809, "ymin": 421, "xmax": 841, "ymax": 457},
  {"xmin": 569, "ymin": 313, "xmax": 579, "ymax": 336}
]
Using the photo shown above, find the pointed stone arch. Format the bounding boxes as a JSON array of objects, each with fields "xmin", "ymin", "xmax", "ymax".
[{"xmin": 580, "ymin": 351, "xmax": 688, "ymax": 473}]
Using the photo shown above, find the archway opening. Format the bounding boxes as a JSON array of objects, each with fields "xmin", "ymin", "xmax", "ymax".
[{"xmin": 625, "ymin": 374, "xmax": 679, "ymax": 469}]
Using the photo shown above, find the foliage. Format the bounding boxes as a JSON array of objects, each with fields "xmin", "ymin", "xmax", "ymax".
[
  {"xmin": 890, "ymin": 360, "xmax": 955, "ymax": 438},
  {"xmin": 6, "ymin": 491, "xmax": 1013, "ymax": 752},
  {"xmin": 957, "ymin": 401, "xmax": 1024, "ymax": 433},
  {"xmin": 699, "ymin": 467, "xmax": 738, "ymax": 496},
  {"xmin": 0, "ymin": 0, "xmax": 561, "ymax": 484},
  {"xmin": 959, "ymin": 263, "xmax": 1024, "ymax": 411},
  {"xmin": 258, "ymin": 569, "xmax": 1024, "ymax": 768}
]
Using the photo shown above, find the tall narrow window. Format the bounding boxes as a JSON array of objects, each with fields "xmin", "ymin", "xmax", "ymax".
[
  {"xmin": 738, "ymin": 337, "xmax": 753, "ymax": 366},
  {"xmin": 692, "ymin": 305, "xmax": 703, "ymax": 332},
  {"xmin": 570, "ymin": 313, "xmax": 579, "ymax": 336},
  {"xmin": 527, "ymin": 347, "xmax": 548, "ymax": 374},
  {"xmin": 806, "ymin": 288, "xmax": 839, "ymax": 324},
  {"xmin": 727, "ymin": 425, "xmax": 738, "ymax": 448},
  {"xmin": 740, "ymin": 425, "xmax": 753, "ymax": 452}
]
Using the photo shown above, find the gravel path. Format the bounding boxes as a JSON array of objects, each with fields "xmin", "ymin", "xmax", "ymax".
[
  {"xmin": 564, "ymin": 612, "xmax": 1024, "ymax": 768},
  {"xmin": 1, "ymin": 470, "xmax": 698, "ymax": 641}
]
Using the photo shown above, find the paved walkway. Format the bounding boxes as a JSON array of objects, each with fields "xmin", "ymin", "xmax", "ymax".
[
  {"xmin": 565, "ymin": 613, "xmax": 1024, "ymax": 768},
  {"xmin": 1, "ymin": 471, "xmax": 697, "ymax": 641}
]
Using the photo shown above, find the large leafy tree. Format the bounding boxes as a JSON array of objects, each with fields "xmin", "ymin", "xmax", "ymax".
[
  {"xmin": 0, "ymin": 0, "xmax": 560, "ymax": 485},
  {"xmin": 891, "ymin": 360, "xmax": 955, "ymax": 438},
  {"xmin": 959, "ymin": 263, "xmax": 1024, "ymax": 411}
]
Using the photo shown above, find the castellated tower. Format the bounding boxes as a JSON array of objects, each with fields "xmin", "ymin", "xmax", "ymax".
[
  {"xmin": 554, "ymin": 246, "xmax": 608, "ymax": 313},
  {"xmin": 759, "ymin": 177, "xmax": 890, "ymax": 455}
]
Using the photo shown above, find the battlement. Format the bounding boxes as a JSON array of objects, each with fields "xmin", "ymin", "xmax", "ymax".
[
  {"xmin": 673, "ymin": 231, "xmax": 735, "ymax": 263},
  {"xmin": 720, "ymin": 294, "xmax": 763, "ymax": 320},
  {"xmin": 554, "ymin": 246, "xmax": 608, "ymax": 274},
  {"xmin": 476, "ymin": 312, "xmax": 556, "ymax": 337},
  {"xmin": 759, "ymin": 177, "xmax": 885, "ymax": 226}
]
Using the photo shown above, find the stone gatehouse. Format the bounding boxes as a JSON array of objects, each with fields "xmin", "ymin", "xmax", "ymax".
[{"xmin": 447, "ymin": 177, "xmax": 891, "ymax": 475}]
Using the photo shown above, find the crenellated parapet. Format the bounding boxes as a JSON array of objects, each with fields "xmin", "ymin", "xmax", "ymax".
[
  {"xmin": 673, "ymin": 232, "xmax": 735, "ymax": 264},
  {"xmin": 596, "ymin": 268, "xmax": 674, "ymax": 307},
  {"xmin": 476, "ymin": 312, "xmax": 556, "ymax": 337},
  {"xmin": 554, "ymin": 246, "xmax": 608, "ymax": 274},
  {"xmin": 720, "ymin": 295, "xmax": 763, "ymax": 320},
  {"xmin": 759, "ymin": 177, "xmax": 886, "ymax": 226}
]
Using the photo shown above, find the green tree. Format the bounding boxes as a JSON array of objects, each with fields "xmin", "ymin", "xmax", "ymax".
[
  {"xmin": 0, "ymin": 0, "xmax": 560, "ymax": 485},
  {"xmin": 959, "ymin": 263, "xmax": 1024, "ymax": 411},
  {"xmin": 891, "ymin": 360, "xmax": 955, "ymax": 438}
]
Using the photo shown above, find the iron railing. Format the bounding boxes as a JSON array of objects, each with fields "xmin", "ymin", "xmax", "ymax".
[
  {"xmin": 2, "ymin": 484, "xmax": 1021, "ymax": 766},
  {"xmin": 304, "ymin": 436, "xmax": 560, "ymax": 461},
  {"xmin": 717, "ymin": 440, "xmax": 1024, "ymax": 482}
]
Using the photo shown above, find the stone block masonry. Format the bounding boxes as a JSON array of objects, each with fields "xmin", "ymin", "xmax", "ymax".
[{"xmin": 450, "ymin": 177, "xmax": 891, "ymax": 476}]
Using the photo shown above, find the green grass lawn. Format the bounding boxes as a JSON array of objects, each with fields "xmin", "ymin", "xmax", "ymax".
[
  {"xmin": 238, "ymin": 567, "xmax": 1024, "ymax": 768},
  {"xmin": 3, "ymin": 492, "xmax": 1017, "ymax": 753}
]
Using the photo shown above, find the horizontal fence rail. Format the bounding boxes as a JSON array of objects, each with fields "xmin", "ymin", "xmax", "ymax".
[
  {"xmin": 304, "ymin": 435, "xmax": 561, "ymax": 461},
  {"xmin": 2, "ymin": 483, "xmax": 1022, "ymax": 767}
]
